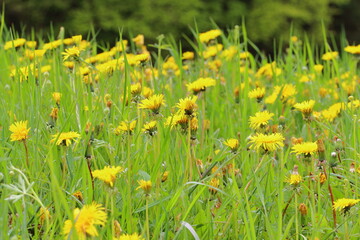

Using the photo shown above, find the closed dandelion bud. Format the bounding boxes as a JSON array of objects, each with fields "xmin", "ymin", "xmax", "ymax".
[
  {"xmin": 350, "ymin": 162, "xmax": 355, "ymax": 173},
  {"xmin": 196, "ymin": 159, "xmax": 203, "ymax": 169},
  {"xmin": 106, "ymin": 100, "xmax": 112, "ymax": 109},
  {"xmin": 161, "ymin": 171, "xmax": 169, "ymax": 182},
  {"xmin": 319, "ymin": 173, "xmax": 327, "ymax": 184},
  {"xmin": 209, "ymin": 178, "xmax": 220, "ymax": 194},
  {"xmin": 317, "ymin": 139, "xmax": 325, "ymax": 161},
  {"xmin": 39, "ymin": 207, "xmax": 51, "ymax": 225},
  {"xmin": 348, "ymin": 95, "xmax": 354, "ymax": 102},
  {"xmin": 298, "ymin": 203, "xmax": 308, "ymax": 216},
  {"xmin": 50, "ymin": 107, "xmax": 59, "ymax": 120},
  {"xmin": 113, "ymin": 220, "xmax": 122, "ymax": 238},
  {"xmin": 73, "ymin": 191, "xmax": 83, "ymax": 202}
]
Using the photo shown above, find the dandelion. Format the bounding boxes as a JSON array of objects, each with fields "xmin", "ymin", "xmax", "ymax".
[
  {"xmin": 248, "ymin": 87, "xmax": 265, "ymax": 102},
  {"xmin": 182, "ymin": 51, "xmax": 194, "ymax": 60},
  {"xmin": 291, "ymin": 142, "xmax": 318, "ymax": 157},
  {"xmin": 131, "ymin": 83, "xmax": 142, "ymax": 96},
  {"xmin": 293, "ymin": 100, "xmax": 315, "ymax": 118},
  {"xmin": 224, "ymin": 138, "xmax": 239, "ymax": 152},
  {"xmin": 52, "ymin": 92, "xmax": 62, "ymax": 105},
  {"xmin": 136, "ymin": 180, "xmax": 152, "ymax": 195},
  {"xmin": 138, "ymin": 94, "xmax": 165, "ymax": 114},
  {"xmin": 176, "ymin": 96, "xmax": 198, "ymax": 116},
  {"xmin": 132, "ymin": 34, "xmax": 145, "ymax": 46},
  {"xmin": 4, "ymin": 38, "xmax": 26, "ymax": 50},
  {"xmin": 298, "ymin": 203, "xmax": 308, "ymax": 216},
  {"xmin": 209, "ymin": 178, "xmax": 220, "ymax": 194},
  {"xmin": 344, "ymin": 45, "xmax": 360, "ymax": 54},
  {"xmin": 142, "ymin": 121, "xmax": 157, "ymax": 136},
  {"xmin": 73, "ymin": 191, "xmax": 84, "ymax": 202},
  {"xmin": 248, "ymin": 133, "xmax": 285, "ymax": 152},
  {"xmin": 142, "ymin": 86, "xmax": 153, "ymax": 99},
  {"xmin": 63, "ymin": 202, "xmax": 107, "ymax": 239},
  {"xmin": 286, "ymin": 165, "xmax": 302, "ymax": 186},
  {"xmin": 199, "ymin": 29, "xmax": 222, "ymax": 43},
  {"xmin": 322, "ymin": 51, "xmax": 338, "ymax": 61},
  {"xmin": 115, "ymin": 120, "xmax": 137, "ymax": 135},
  {"xmin": 62, "ymin": 46, "xmax": 81, "ymax": 61},
  {"xmin": 161, "ymin": 171, "xmax": 169, "ymax": 182},
  {"xmin": 333, "ymin": 198, "xmax": 360, "ymax": 214},
  {"xmin": 249, "ymin": 111, "xmax": 274, "ymax": 130},
  {"xmin": 92, "ymin": 166, "xmax": 124, "ymax": 187},
  {"xmin": 51, "ymin": 131, "xmax": 80, "ymax": 146},
  {"xmin": 39, "ymin": 207, "xmax": 51, "ymax": 225},
  {"xmin": 9, "ymin": 121, "xmax": 30, "ymax": 142},
  {"xmin": 314, "ymin": 64, "xmax": 324, "ymax": 73},
  {"xmin": 186, "ymin": 77, "xmax": 216, "ymax": 95},
  {"xmin": 114, "ymin": 233, "xmax": 145, "ymax": 240}
]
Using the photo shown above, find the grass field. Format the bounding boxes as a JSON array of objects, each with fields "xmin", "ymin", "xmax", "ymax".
[{"xmin": 0, "ymin": 21, "xmax": 360, "ymax": 240}]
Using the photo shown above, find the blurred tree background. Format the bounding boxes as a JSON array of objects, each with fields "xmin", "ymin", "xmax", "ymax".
[{"xmin": 1, "ymin": 0, "xmax": 359, "ymax": 48}]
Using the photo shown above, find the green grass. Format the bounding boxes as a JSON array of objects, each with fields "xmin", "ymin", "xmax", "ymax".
[{"xmin": 0, "ymin": 24, "xmax": 360, "ymax": 240}]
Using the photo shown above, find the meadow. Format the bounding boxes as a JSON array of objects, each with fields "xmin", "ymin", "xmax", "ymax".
[{"xmin": 0, "ymin": 21, "xmax": 360, "ymax": 240}]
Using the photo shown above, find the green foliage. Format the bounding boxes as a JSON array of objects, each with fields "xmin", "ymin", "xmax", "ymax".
[{"xmin": 1, "ymin": 0, "xmax": 355, "ymax": 46}]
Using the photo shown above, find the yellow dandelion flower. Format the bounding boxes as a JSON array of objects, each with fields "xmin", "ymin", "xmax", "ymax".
[
  {"xmin": 142, "ymin": 121, "xmax": 157, "ymax": 136},
  {"xmin": 92, "ymin": 166, "xmax": 124, "ymax": 187},
  {"xmin": 138, "ymin": 94, "xmax": 165, "ymax": 114},
  {"xmin": 132, "ymin": 34, "xmax": 145, "ymax": 46},
  {"xmin": 291, "ymin": 141, "xmax": 318, "ymax": 157},
  {"xmin": 293, "ymin": 100, "xmax": 315, "ymax": 117},
  {"xmin": 114, "ymin": 233, "xmax": 145, "ymax": 240},
  {"xmin": 314, "ymin": 64, "xmax": 324, "ymax": 73},
  {"xmin": 63, "ymin": 203, "xmax": 107, "ymax": 239},
  {"xmin": 142, "ymin": 86, "xmax": 153, "ymax": 99},
  {"xmin": 333, "ymin": 198, "xmax": 360, "ymax": 213},
  {"xmin": 4, "ymin": 38, "xmax": 26, "ymax": 50},
  {"xmin": 9, "ymin": 121, "xmax": 30, "ymax": 142},
  {"xmin": 248, "ymin": 133, "xmax": 285, "ymax": 152},
  {"xmin": 131, "ymin": 83, "xmax": 142, "ymax": 96},
  {"xmin": 176, "ymin": 96, "xmax": 198, "ymax": 116},
  {"xmin": 249, "ymin": 111, "xmax": 274, "ymax": 130},
  {"xmin": 51, "ymin": 131, "xmax": 80, "ymax": 146},
  {"xmin": 182, "ymin": 51, "xmax": 194, "ymax": 60},
  {"xmin": 224, "ymin": 138, "xmax": 239, "ymax": 152},
  {"xmin": 248, "ymin": 87, "xmax": 265, "ymax": 102},
  {"xmin": 52, "ymin": 92, "xmax": 62, "ymax": 104},
  {"xmin": 322, "ymin": 51, "xmax": 338, "ymax": 61},
  {"xmin": 344, "ymin": 45, "xmax": 360, "ymax": 54},
  {"xmin": 199, "ymin": 29, "xmax": 222, "ymax": 43},
  {"xmin": 278, "ymin": 84, "xmax": 297, "ymax": 101},
  {"xmin": 26, "ymin": 41, "xmax": 37, "ymax": 48},
  {"xmin": 62, "ymin": 46, "xmax": 81, "ymax": 61},
  {"xmin": 115, "ymin": 120, "xmax": 137, "ymax": 135},
  {"xmin": 136, "ymin": 180, "xmax": 152, "ymax": 195},
  {"xmin": 286, "ymin": 173, "xmax": 302, "ymax": 185},
  {"xmin": 186, "ymin": 77, "xmax": 216, "ymax": 94}
]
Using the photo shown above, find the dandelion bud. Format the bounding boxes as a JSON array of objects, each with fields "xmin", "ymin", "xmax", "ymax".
[
  {"xmin": 209, "ymin": 178, "xmax": 220, "ymax": 194},
  {"xmin": 350, "ymin": 162, "xmax": 355, "ymax": 173},
  {"xmin": 317, "ymin": 139, "xmax": 325, "ymax": 161},
  {"xmin": 114, "ymin": 220, "xmax": 122, "ymax": 238},
  {"xmin": 298, "ymin": 203, "xmax": 308, "ymax": 216},
  {"xmin": 319, "ymin": 173, "xmax": 327, "ymax": 184},
  {"xmin": 106, "ymin": 100, "xmax": 112, "ymax": 108},
  {"xmin": 161, "ymin": 171, "xmax": 169, "ymax": 182},
  {"xmin": 73, "ymin": 191, "xmax": 84, "ymax": 202},
  {"xmin": 348, "ymin": 95, "xmax": 354, "ymax": 102}
]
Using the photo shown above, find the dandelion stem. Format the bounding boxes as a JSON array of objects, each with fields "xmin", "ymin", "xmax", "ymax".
[
  {"xmin": 322, "ymin": 164, "xmax": 337, "ymax": 228},
  {"xmin": 145, "ymin": 196, "xmax": 150, "ymax": 240},
  {"xmin": 23, "ymin": 139, "xmax": 29, "ymax": 167},
  {"xmin": 282, "ymin": 192, "xmax": 295, "ymax": 218}
]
